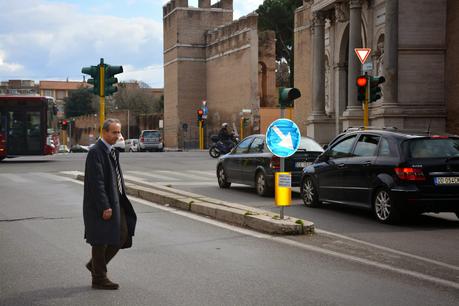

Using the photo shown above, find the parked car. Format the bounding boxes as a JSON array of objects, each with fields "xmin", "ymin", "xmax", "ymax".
[
  {"xmin": 139, "ymin": 130, "xmax": 164, "ymax": 152},
  {"xmin": 58, "ymin": 144, "xmax": 69, "ymax": 153},
  {"xmin": 216, "ymin": 134, "xmax": 324, "ymax": 196},
  {"xmin": 125, "ymin": 139, "xmax": 139, "ymax": 152},
  {"xmin": 113, "ymin": 135, "xmax": 125, "ymax": 152},
  {"xmin": 300, "ymin": 129, "xmax": 459, "ymax": 224},
  {"xmin": 70, "ymin": 144, "xmax": 89, "ymax": 153}
]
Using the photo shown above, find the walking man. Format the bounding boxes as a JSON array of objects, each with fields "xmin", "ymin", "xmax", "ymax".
[{"xmin": 83, "ymin": 118, "xmax": 137, "ymax": 290}]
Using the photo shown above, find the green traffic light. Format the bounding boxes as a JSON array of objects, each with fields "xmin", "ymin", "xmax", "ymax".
[
  {"xmin": 82, "ymin": 65, "xmax": 100, "ymax": 95},
  {"xmin": 104, "ymin": 64, "xmax": 123, "ymax": 96},
  {"xmin": 369, "ymin": 76, "xmax": 385, "ymax": 102},
  {"xmin": 278, "ymin": 87, "xmax": 301, "ymax": 107}
]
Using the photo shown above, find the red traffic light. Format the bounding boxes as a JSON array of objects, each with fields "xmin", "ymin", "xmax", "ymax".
[{"xmin": 356, "ymin": 76, "xmax": 367, "ymax": 87}]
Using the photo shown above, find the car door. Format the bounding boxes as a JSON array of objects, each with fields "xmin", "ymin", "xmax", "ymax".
[
  {"xmin": 224, "ymin": 137, "xmax": 254, "ymax": 183},
  {"xmin": 316, "ymin": 134, "xmax": 358, "ymax": 202},
  {"xmin": 342, "ymin": 134, "xmax": 380, "ymax": 206},
  {"xmin": 242, "ymin": 136, "xmax": 266, "ymax": 184}
]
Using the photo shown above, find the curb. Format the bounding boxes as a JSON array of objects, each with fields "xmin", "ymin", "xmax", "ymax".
[{"xmin": 63, "ymin": 171, "xmax": 314, "ymax": 235}]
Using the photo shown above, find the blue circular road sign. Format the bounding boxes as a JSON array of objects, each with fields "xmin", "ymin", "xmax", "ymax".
[{"xmin": 266, "ymin": 119, "xmax": 301, "ymax": 158}]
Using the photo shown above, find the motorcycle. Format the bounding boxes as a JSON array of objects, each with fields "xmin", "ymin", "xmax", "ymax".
[{"xmin": 208, "ymin": 134, "xmax": 239, "ymax": 158}]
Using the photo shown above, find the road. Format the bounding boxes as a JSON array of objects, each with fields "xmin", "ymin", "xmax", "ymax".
[
  {"xmin": 1, "ymin": 154, "xmax": 458, "ymax": 305},
  {"xmin": 2, "ymin": 152, "xmax": 459, "ymax": 268}
]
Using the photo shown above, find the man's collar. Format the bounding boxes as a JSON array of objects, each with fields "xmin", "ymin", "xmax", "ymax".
[{"xmin": 100, "ymin": 138, "xmax": 113, "ymax": 152}]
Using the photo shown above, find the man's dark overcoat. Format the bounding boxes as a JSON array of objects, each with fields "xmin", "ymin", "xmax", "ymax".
[{"xmin": 83, "ymin": 139, "xmax": 137, "ymax": 248}]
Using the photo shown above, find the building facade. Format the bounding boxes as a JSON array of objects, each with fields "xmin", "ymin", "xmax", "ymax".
[
  {"xmin": 294, "ymin": 0, "xmax": 459, "ymax": 144},
  {"xmin": 0, "ymin": 80, "xmax": 39, "ymax": 95},
  {"xmin": 39, "ymin": 80, "xmax": 89, "ymax": 119},
  {"xmin": 163, "ymin": 0, "xmax": 276, "ymax": 148}
]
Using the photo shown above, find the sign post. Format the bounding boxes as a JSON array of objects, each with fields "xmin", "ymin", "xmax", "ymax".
[
  {"xmin": 354, "ymin": 48, "xmax": 372, "ymax": 129},
  {"xmin": 266, "ymin": 118, "xmax": 301, "ymax": 219}
]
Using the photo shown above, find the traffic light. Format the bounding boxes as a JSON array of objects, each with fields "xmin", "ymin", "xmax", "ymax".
[
  {"xmin": 369, "ymin": 76, "xmax": 385, "ymax": 102},
  {"xmin": 197, "ymin": 109, "xmax": 204, "ymax": 123},
  {"xmin": 104, "ymin": 64, "xmax": 123, "ymax": 96},
  {"xmin": 81, "ymin": 65, "xmax": 100, "ymax": 95},
  {"xmin": 356, "ymin": 75, "xmax": 368, "ymax": 103},
  {"xmin": 61, "ymin": 120, "xmax": 68, "ymax": 131},
  {"xmin": 278, "ymin": 87, "xmax": 301, "ymax": 108}
]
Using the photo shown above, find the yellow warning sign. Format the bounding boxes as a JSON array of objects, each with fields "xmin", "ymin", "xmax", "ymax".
[{"xmin": 275, "ymin": 172, "xmax": 291, "ymax": 207}]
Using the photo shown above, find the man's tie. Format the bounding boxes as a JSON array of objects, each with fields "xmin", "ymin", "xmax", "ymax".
[{"xmin": 111, "ymin": 149, "xmax": 123, "ymax": 194}]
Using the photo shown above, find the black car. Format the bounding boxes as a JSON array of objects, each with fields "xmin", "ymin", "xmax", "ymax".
[
  {"xmin": 217, "ymin": 134, "xmax": 324, "ymax": 196},
  {"xmin": 300, "ymin": 129, "xmax": 459, "ymax": 223}
]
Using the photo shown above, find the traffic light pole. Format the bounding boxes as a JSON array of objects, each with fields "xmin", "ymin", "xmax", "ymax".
[
  {"xmin": 279, "ymin": 106, "xmax": 286, "ymax": 220},
  {"xmin": 99, "ymin": 60, "xmax": 105, "ymax": 136},
  {"xmin": 199, "ymin": 120, "xmax": 203, "ymax": 150},
  {"xmin": 364, "ymin": 76, "xmax": 369, "ymax": 129}
]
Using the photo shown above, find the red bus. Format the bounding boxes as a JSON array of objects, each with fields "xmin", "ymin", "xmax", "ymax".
[{"xmin": 0, "ymin": 96, "xmax": 59, "ymax": 161}]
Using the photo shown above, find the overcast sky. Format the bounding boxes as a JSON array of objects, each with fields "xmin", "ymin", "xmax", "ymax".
[{"xmin": 0, "ymin": 0, "xmax": 264, "ymax": 88}]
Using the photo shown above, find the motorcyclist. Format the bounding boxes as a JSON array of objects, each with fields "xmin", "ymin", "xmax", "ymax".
[{"xmin": 218, "ymin": 123, "xmax": 234, "ymax": 151}]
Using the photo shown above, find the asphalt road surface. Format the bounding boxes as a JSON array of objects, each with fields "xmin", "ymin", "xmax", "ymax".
[{"xmin": 1, "ymin": 159, "xmax": 458, "ymax": 305}]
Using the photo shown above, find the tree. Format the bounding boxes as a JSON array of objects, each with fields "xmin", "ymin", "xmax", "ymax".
[
  {"xmin": 64, "ymin": 87, "xmax": 97, "ymax": 117},
  {"xmin": 256, "ymin": 0, "xmax": 303, "ymax": 86},
  {"xmin": 114, "ymin": 82, "xmax": 162, "ymax": 115}
]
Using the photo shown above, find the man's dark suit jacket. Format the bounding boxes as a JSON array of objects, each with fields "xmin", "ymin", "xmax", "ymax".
[{"xmin": 83, "ymin": 139, "xmax": 137, "ymax": 248}]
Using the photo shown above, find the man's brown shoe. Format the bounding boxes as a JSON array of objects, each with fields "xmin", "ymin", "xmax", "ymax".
[{"xmin": 92, "ymin": 278, "xmax": 119, "ymax": 290}]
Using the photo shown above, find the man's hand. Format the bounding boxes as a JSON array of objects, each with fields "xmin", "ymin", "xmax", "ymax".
[{"xmin": 102, "ymin": 208, "xmax": 112, "ymax": 220}]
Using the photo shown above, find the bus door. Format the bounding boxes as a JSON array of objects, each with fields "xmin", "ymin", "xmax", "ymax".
[
  {"xmin": 0, "ymin": 113, "xmax": 6, "ymax": 159},
  {"xmin": 6, "ymin": 110, "xmax": 42, "ymax": 155}
]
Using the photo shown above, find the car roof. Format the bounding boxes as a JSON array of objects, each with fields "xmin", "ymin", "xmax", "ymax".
[{"xmin": 336, "ymin": 128, "xmax": 458, "ymax": 141}]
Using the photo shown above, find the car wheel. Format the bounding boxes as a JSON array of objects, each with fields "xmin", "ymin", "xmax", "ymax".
[
  {"xmin": 373, "ymin": 187, "xmax": 401, "ymax": 224},
  {"xmin": 255, "ymin": 171, "xmax": 272, "ymax": 197},
  {"xmin": 217, "ymin": 166, "xmax": 231, "ymax": 188},
  {"xmin": 301, "ymin": 176, "xmax": 320, "ymax": 207},
  {"xmin": 209, "ymin": 146, "xmax": 220, "ymax": 158}
]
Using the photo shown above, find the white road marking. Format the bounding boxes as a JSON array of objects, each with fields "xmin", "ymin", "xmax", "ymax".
[
  {"xmin": 0, "ymin": 173, "xmax": 29, "ymax": 183},
  {"xmin": 316, "ymin": 229, "xmax": 459, "ymax": 271},
  {"xmin": 126, "ymin": 171, "xmax": 180, "ymax": 181},
  {"xmin": 156, "ymin": 170, "xmax": 206, "ymax": 181},
  {"xmin": 186, "ymin": 170, "xmax": 217, "ymax": 178}
]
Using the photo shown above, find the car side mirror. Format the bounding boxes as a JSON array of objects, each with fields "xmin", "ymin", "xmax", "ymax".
[{"xmin": 323, "ymin": 144, "xmax": 328, "ymax": 150}]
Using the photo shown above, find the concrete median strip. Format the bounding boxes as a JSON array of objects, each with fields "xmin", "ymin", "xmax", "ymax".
[{"xmin": 61, "ymin": 171, "xmax": 314, "ymax": 235}]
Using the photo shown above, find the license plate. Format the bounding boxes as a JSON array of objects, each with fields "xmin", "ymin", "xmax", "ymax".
[
  {"xmin": 434, "ymin": 177, "xmax": 459, "ymax": 185},
  {"xmin": 295, "ymin": 161, "xmax": 312, "ymax": 169}
]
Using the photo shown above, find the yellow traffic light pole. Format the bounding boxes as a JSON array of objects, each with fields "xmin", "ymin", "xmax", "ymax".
[
  {"xmin": 199, "ymin": 120, "xmax": 203, "ymax": 150},
  {"xmin": 99, "ymin": 63, "xmax": 105, "ymax": 136}
]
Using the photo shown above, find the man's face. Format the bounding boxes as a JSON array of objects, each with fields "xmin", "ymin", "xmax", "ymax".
[{"xmin": 102, "ymin": 123, "xmax": 121, "ymax": 145}]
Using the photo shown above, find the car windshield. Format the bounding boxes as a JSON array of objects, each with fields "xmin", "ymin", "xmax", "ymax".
[
  {"xmin": 143, "ymin": 131, "xmax": 160, "ymax": 138},
  {"xmin": 404, "ymin": 137, "xmax": 459, "ymax": 158},
  {"xmin": 298, "ymin": 137, "xmax": 324, "ymax": 152}
]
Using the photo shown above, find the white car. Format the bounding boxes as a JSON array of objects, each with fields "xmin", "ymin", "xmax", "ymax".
[
  {"xmin": 125, "ymin": 139, "xmax": 139, "ymax": 152},
  {"xmin": 113, "ymin": 135, "xmax": 125, "ymax": 152}
]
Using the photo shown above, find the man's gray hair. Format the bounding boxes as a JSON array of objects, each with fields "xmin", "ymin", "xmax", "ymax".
[{"xmin": 102, "ymin": 118, "xmax": 121, "ymax": 131}]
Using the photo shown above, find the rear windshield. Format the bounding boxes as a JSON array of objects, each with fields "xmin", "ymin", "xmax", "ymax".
[
  {"xmin": 403, "ymin": 138, "xmax": 459, "ymax": 158},
  {"xmin": 298, "ymin": 137, "xmax": 324, "ymax": 152},
  {"xmin": 143, "ymin": 131, "xmax": 160, "ymax": 137}
]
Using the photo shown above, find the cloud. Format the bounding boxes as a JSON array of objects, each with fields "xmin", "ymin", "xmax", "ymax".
[
  {"xmin": 0, "ymin": 0, "xmax": 264, "ymax": 87},
  {"xmin": 0, "ymin": 50, "xmax": 24, "ymax": 74},
  {"xmin": 0, "ymin": 0, "xmax": 163, "ymax": 85}
]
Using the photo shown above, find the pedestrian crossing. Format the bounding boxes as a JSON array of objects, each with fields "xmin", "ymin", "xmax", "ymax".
[
  {"xmin": 0, "ymin": 170, "xmax": 218, "ymax": 187},
  {"xmin": 125, "ymin": 170, "xmax": 217, "ymax": 186}
]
